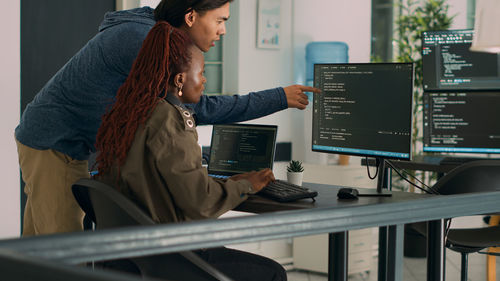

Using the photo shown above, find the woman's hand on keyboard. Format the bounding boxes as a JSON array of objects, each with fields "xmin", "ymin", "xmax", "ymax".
[{"xmin": 230, "ymin": 169, "xmax": 275, "ymax": 192}]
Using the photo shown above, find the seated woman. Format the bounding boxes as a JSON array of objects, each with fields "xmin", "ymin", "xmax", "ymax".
[{"xmin": 95, "ymin": 21, "xmax": 286, "ymax": 281}]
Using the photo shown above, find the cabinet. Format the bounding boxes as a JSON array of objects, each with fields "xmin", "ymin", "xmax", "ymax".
[
  {"xmin": 293, "ymin": 229, "xmax": 373, "ymax": 275},
  {"xmin": 289, "ymin": 161, "xmax": 375, "ymax": 275}
]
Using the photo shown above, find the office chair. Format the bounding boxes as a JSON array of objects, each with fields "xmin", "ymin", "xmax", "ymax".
[
  {"xmin": 72, "ymin": 178, "xmax": 233, "ymax": 281},
  {"xmin": 410, "ymin": 160, "xmax": 500, "ymax": 281}
]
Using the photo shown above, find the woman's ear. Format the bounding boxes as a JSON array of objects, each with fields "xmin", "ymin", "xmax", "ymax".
[
  {"xmin": 174, "ymin": 73, "xmax": 185, "ymax": 89},
  {"xmin": 184, "ymin": 10, "xmax": 197, "ymax": 27}
]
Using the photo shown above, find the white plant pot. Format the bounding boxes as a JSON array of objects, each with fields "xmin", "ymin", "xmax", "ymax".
[{"xmin": 287, "ymin": 172, "xmax": 304, "ymax": 186}]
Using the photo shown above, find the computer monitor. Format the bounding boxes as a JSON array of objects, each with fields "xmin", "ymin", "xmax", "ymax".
[
  {"xmin": 422, "ymin": 29, "xmax": 500, "ymax": 91},
  {"xmin": 312, "ymin": 63, "xmax": 414, "ymax": 196},
  {"xmin": 423, "ymin": 91, "xmax": 500, "ymax": 154}
]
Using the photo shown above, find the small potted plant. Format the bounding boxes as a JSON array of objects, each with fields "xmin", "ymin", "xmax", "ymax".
[{"xmin": 287, "ymin": 160, "xmax": 304, "ymax": 186}]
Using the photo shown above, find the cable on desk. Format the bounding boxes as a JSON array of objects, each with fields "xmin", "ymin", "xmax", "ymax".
[
  {"xmin": 385, "ymin": 160, "xmax": 439, "ymax": 195},
  {"xmin": 365, "ymin": 157, "xmax": 379, "ymax": 180},
  {"xmin": 387, "ymin": 160, "xmax": 441, "ymax": 194},
  {"xmin": 388, "ymin": 161, "xmax": 435, "ymax": 191},
  {"xmin": 445, "ymin": 218, "xmax": 452, "ymax": 241}
]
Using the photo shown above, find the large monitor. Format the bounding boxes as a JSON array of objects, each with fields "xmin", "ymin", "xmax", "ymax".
[
  {"xmin": 312, "ymin": 63, "xmax": 414, "ymax": 195},
  {"xmin": 422, "ymin": 29, "xmax": 500, "ymax": 91},
  {"xmin": 423, "ymin": 91, "xmax": 500, "ymax": 154}
]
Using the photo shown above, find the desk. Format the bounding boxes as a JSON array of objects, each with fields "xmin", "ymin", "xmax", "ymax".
[
  {"xmin": 236, "ymin": 183, "xmax": 432, "ymax": 281},
  {"xmin": 363, "ymin": 155, "xmax": 456, "ymax": 174},
  {"xmin": 3, "ymin": 183, "xmax": 500, "ymax": 281},
  {"xmin": 390, "ymin": 155, "xmax": 457, "ymax": 173}
]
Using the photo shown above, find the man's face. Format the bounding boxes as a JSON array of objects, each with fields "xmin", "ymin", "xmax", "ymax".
[{"xmin": 187, "ymin": 3, "xmax": 230, "ymax": 52}]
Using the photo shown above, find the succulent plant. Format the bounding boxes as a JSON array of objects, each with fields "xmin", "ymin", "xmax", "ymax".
[{"xmin": 287, "ymin": 160, "xmax": 304, "ymax": 173}]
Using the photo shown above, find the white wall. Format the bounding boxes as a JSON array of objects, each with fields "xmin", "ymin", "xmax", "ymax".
[
  {"xmin": 449, "ymin": 0, "xmax": 469, "ymax": 29},
  {"xmin": 0, "ymin": 0, "xmax": 21, "ymax": 238},
  {"xmin": 224, "ymin": 0, "xmax": 294, "ymax": 144},
  {"xmin": 117, "ymin": 0, "xmax": 141, "ymax": 10},
  {"xmin": 140, "ymin": 0, "xmax": 159, "ymax": 8}
]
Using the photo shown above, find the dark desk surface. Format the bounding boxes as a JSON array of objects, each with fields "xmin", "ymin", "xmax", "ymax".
[
  {"xmin": 362, "ymin": 155, "xmax": 463, "ymax": 173},
  {"xmin": 236, "ymin": 182, "xmax": 432, "ymax": 213},
  {"xmin": 389, "ymin": 155, "xmax": 457, "ymax": 173}
]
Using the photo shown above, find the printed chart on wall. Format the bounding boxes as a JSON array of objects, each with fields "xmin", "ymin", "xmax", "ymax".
[{"xmin": 257, "ymin": 0, "xmax": 281, "ymax": 49}]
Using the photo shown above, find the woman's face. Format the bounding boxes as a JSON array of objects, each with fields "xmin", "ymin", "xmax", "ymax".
[
  {"xmin": 179, "ymin": 47, "xmax": 206, "ymax": 104},
  {"xmin": 185, "ymin": 3, "xmax": 230, "ymax": 52}
]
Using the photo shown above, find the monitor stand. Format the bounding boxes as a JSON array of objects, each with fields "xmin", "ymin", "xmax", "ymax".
[{"xmin": 358, "ymin": 157, "xmax": 392, "ymax": 197}]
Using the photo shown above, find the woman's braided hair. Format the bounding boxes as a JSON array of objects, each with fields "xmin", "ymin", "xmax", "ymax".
[{"xmin": 95, "ymin": 21, "xmax": 193, "ymax": 175}]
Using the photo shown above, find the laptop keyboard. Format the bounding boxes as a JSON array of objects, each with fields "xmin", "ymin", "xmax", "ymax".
[
  {"xmin": 210, "ymin": 174, "xmax": 229, "ymax": 179},
  {"xmin": 258, "ymin": 180, "xmax": 318, "ymax": 203},
  {"xmin": 208, "ymin": 175, "xmax": 318, "ymax": 203}
]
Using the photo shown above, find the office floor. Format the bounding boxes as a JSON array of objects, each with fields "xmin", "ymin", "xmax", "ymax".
[
  {"xmin": 286, "ymin": 216, "xmax": 500, "ymax": 281},
  {"xmin": 287, "ymin": 250, "xmax": 500, "ymax": 281}
]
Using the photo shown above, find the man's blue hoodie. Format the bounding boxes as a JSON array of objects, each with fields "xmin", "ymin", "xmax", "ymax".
[{"xmin": 15, "ymin": 7, "xmax": 287, "ymax": 161}]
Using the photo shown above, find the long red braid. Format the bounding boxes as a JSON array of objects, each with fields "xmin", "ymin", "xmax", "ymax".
[{"xmin": 95, "ymin": 21, "xmax": 193, "ymax": 175}]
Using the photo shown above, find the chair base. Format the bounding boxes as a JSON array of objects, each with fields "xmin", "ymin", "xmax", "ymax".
[{"xmin": 460, "ymin": 253, "xmax": 468, "ymax": 281}]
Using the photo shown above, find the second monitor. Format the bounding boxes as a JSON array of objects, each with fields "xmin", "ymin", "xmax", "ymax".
[
  {"xmin": 422, "ymin": 29, "xmax": 500, "ymax": 91},
  {"xmin": 312, "ymin": 63, "xmax": 414, "ymax": 195}
]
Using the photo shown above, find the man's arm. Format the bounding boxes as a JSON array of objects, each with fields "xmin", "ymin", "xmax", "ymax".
[{"xmin": 188, "ymin": 85, "xmax": 320, "ymax": 125}]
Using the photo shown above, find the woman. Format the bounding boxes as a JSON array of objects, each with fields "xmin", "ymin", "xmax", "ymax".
[
  {"xmin": 95, "ymin": 21, "xmax": 286, "ymax": 281},
  {"xmin": 15, "ymin": 0, "xmax": 319, "ymax": 236}
]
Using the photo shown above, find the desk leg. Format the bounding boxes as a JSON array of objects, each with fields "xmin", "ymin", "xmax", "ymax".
[
  {"xmin": 377, "ymin": 167, "xmax": 393, "ymax": 281},
  {"xmin": 387, "ymin": 224, "xmax": 404, "ymax": 281},
  {"xmin": 329, "ymin": 232, "xmax": 348, "ymax": 281},
  {"xmin": 427, "ymin": 220, "xmax": 445, "ymax": 281},
  {"xmin": 378, "ymin": 226, "xmax": 388, "ymax": 281}
]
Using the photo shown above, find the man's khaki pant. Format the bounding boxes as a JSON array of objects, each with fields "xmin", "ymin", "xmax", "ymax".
[{"xmin": 16, "ymin": 139, "xmax": 89, "ymax": 236}]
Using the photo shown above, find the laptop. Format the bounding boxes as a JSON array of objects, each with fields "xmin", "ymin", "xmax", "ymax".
[{"xmin": 207, "ymin": 124, "xmax": 278, "ymax": 179}]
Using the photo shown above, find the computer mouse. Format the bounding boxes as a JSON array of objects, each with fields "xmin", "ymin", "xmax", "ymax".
[{"xmin": 337, "ymin": 187, "xmax": 359, "ymax": 199}]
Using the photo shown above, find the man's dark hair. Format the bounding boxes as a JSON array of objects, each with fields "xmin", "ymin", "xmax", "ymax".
[{"xmin": 154, "ymin": 0, "xmax": 234, "ymax": 27}]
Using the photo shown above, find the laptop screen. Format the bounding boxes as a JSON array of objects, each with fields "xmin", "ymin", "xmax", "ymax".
[{"xmin": 208, "ymin": 124, "xmax": 278, "ymax": 176}]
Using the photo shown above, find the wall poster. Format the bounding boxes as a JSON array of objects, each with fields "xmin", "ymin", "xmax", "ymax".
[{"xmin": 257, "ymin": 0, "xmax": 281, "ymax": 49}]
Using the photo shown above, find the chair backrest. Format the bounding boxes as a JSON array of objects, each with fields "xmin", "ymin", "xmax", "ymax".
[
  {"xmin": 72, "ymin": 178, "xmax": 233, "ymax": 281},
  {"xmin": 432, "ymin": 160, "xmax": 500, "ymax": 195},
  {"xmin": 72, "ymin": 178, "xmax": 155, "ymax": 229}
]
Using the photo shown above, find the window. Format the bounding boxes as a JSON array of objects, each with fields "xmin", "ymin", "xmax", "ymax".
[
  {"xmin": 467, "ymin": 0, "xmax": 476, "ymax": 28},
  {"xmin": 203, "ymin": 41, "xmax": 223, "ymax": 95},
  {"xmin": 371, "ymin": 0, "xmax": 394, "ymax": 62},
  {"xmin": 372, "ymin": 0, "xmax": 478, "ymax": 62}
]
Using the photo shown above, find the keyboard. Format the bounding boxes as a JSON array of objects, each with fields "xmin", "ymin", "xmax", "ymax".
[{"xmin": 258, "ymin": 180, "xmax": 318, "ymax": 202}]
